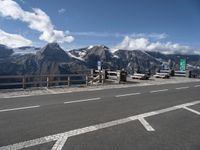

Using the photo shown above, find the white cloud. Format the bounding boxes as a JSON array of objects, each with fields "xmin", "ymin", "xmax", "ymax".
[
  {"xmin": 70, "ymin": 31, "xmax": 167, "ymax": 40},
  {"xmin": 58, "ymin": 8, "xmax": 66, "ymax": 14},
  {"xmin": 18, "ymin": 0, "xmax": 25, "ymax": 4},
  {"xmin": 71, "ymin": 32, "xmax": 114, "ymax": 37},
  {"xmin": 113, "ymin": 36, "xmax": 200, "ymax": 55},
  {"xmin": 129, "ymin": 33, "xmax": 168, "ymax": 40},
  {"xmin": 0, "ymin": 0, "xmax": 74, "ymax": 43},
  {"xmin": 0, "ymin": 29, "xmax": 32, "ymax": 48}
]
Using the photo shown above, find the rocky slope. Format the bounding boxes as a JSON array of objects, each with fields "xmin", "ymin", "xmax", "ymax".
[
  {"xmin": 0, "ymin": 43, "xmax": 200, "ymax": 76},
  {"xmin": 0, "ymin": 43, "xmax": 87, "ymax": 75}
]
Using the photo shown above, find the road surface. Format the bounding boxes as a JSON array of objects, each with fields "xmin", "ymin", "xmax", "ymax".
[{"xmin": 0, "ymin": 81, "xmax": 200, "ymax": 150}]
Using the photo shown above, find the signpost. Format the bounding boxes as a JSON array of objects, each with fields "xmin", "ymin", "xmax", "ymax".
[
  {"xmin": 97, "ymin": 61, "xmax": 102, "ymax": 70},
  {"xmin": 179, "ymin": 58, "xmax": 186, "ymax": 71}
]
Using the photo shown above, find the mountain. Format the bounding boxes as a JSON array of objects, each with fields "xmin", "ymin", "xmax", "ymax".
[
  {"xmin": 37, "ymin": 43, "xmax": 71, "ymax": 62},
  {"xmin": 146, "ymin": 51, "xmax": 200, "ymax": 69},
  {"xmin": 35, "ymin": 43, "xmax": 87, "ymax": 75},
  {"xmin": 0, "ymin": 43, "xmax": 200, "ymax": 76},
  {"xmin": 69, "ymin": 45, "xmax": 116, "ymax": 69},
  {"xmin": 0, "ymin": 44, "xmax": 14, "ymax": 58},
  {"xmin": 13, "ymin": 46, "xmax": 40, "ymax": 55},
  {"xmin": 113, "ymin": 50, "xmax": 161, "ymax": 74},
  {"xmin": 0, "ymin": 43, "xmax": 87, "ymax": 75},
  {"xmin": 70, "ymin": 47, "xmax": 161, "ymax": 73}
]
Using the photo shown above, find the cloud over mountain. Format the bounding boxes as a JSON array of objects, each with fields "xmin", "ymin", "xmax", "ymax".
[
  {"xmin": 70, "ymin": 32, "xmax": 167, "ymax": 40},
  {"xmin": 0, "ymin": 0, "xmax": 74, "ymax": 43},
  {"xmin": 0, "ymin": 29, "xmax": 32, "ymax": 48},
  {"xmin": 114, "ymin": 36, "xmax": 200, "ymax": 55}
]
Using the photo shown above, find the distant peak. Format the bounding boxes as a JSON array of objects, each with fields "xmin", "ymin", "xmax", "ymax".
[
  {"xmin": 45, "ymin": 42, "xmax": 61, "ymax": 49},
  {"xmin": 97, "ymin": 45, "xmax": 109, "ymax": 49},
  {"xmin": 0, "ymin": 44, "xmax": 9, "ymax": 49},
  {"xmin": 87, "ymin": 45, "xmax": 94, "ymax": 49},
  {"xmin": 86, "ymin": 45, "xmax": 109, "ymax": 50}
]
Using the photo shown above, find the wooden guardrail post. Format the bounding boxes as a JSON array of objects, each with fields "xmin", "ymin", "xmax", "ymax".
[
  {"xmin": 46, "ymin": 76, "xmax": 49, "ymax": 88},
  {"xmin": 22, "ymin": 76, "xmax": 26, "ymax": 89},
  {"xmin": 117, "ymin": 70, "xmax": 121, "ymax": 84},
  {"xmin": 99, "ymin": 71, "xmax": 102, "ymax": 83},
  {"xmin": 85, "ymin": 75, "xmax": 88, "ymax": 86},
  {"xmin": 68, "ymin": 76, "xmax": 70, "ymax": 87},
  {"xmin": 102, "ymin": 70, "xmax": 106, "ymax": 84}
]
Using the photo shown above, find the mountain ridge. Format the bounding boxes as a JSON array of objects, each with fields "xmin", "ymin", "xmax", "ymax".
[{"xmin": 0, "ymin": 43, "xmax": 199, "ymax": 75}]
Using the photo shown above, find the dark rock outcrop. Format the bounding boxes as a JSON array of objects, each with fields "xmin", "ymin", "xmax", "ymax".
[
  {"xmin": 0, "ymin": 44, "xmax": 14, "ymax": 58},
  {"xmin": 113, "ymin": 50, "xmax": 161, "ymax": 73}
]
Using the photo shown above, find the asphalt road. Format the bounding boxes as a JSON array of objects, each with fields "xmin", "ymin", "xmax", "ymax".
[{"xmin": 0, "ymin": 81, "xmax": 200, "ymax": 150}]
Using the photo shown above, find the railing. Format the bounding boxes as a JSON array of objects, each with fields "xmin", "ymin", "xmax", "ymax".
[
  {"xmin": 160, "ymin": 70, "xmax": 186, "ymax": 77},
  {"xmin": 90, "ymin": 69, "xmax": 127, "ymax": 83},
  {"xmin": 174, "ymin": 71, "xmax": 186, "ymax": 77},
  {"xmin": 0, "ymin": 74, "xmax": 88, "ymax": 89}
]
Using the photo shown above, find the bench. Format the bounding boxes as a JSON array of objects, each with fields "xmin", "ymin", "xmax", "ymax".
[
  {"xmin": 131, "ymin": 73, "xmax": 149, "ymax": 80},
  {"xmin": 154, "ymin": 73, "xmax": 170, "ymax": 79}
]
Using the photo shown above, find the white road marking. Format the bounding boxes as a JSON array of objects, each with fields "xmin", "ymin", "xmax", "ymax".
[
  {"xmin": 3, "ymin": 95, "xmax": 31, "ymax": 99},
  {"xmin": 2, "ymin": 91, "xmax": 73, "ymax": 99},
  {"xmin": 194, "ymin": 85, "xmax": 200, "ymax": 88},
  {"xmin": 1, "ymin": 100, "xmax": 200, "ymax": 150},
  {"xmin": 138, "ymin": 118, "xmax": 155, "ymax": 131},
  {"xmin": 51, "ymin": 136, "xmax": 68, "ymax": 150},
  {"xmin": 182, "ymin": 107, "xmax": 200, "ymax": 115},
  {"xmin": 150, "ymin": 89, "xmax": 168, "ymax": 93},
  {"xmin": 0, "ymin": 105, "xmax": 40, "ymax": 113},
  {"xmin": 175, "ymin": 86, "xmax": 189, "ymax": 90},
  {"xmin": 115, "ymin": 93, "xmax": 141, "ymax": 98},
  {"xmin": 175, "ymin": 100, "xmax": 200, "ymax": 108},
  {"xmin": 0, "ymin": 134, "xmax": 60, "ymax": 150},
  {"xmin": 64, "ymin": 97, "xmax": 101, "ymax": 104}
]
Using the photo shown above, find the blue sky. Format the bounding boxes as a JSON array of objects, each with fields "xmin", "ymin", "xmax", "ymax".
[{"xmin": 0, "ymin": 0, "xmax": 200, "ymax": 54}]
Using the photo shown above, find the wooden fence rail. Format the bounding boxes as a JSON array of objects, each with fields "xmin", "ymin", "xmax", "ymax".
[{"xmin": 0, "ymin": 74, "xmax": 88, "ymax": 89}]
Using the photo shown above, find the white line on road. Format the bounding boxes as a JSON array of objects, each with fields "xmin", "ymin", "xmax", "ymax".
[
  {"xmin": 1, "ymin": 100, "xmax": 200, "ymax": 150},
  {"xmin": 2, "ymin": 91, "xmax": 73, "ymax": 99},
  {"xmin": 194, "ymin": 85, "xmax": 200, "ymax": 88},
  {"xmin": 138, "ymin": 118, "xmax": 155, "ymax": 131},
  {"xmin": 182, "ymin": 107, "xmax": 200, "ymax": 115},
  {"xmin": 175, "ymin": 87, "xmax": 189, "ymax": 90},
  {"xmin": 150, "ymin": 89, "xmax": 168, "ymax": 93},
  {"xmin": 0, "ymin": 105, "xmax": 40, "ymax": 113},
  {"xmin": 115, "ymin": 93, "xmax": 141, "ymax": 98},
  {"xmin": 3, "ymin": 95, "xmax": 31, "ymax": 99},
  {"xmin": 64, "ymin": 97, "xmax": 101, "ymax": 104},
  {"xmin": 51, "ymin": 136, "xmax": 68, "ymax": 150}
]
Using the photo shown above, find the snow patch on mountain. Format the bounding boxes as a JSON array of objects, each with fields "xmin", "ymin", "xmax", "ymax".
[
  {"xmin": 13, "ymin": 46, "xmax": 40, "ymax": 55},
  {"xmin": 88, "ymin": 45, "xmax": 94, "ymax": 49},
  {"xmin": 67, "ymin": 51, "xmax": 85, "ymax": 61}
]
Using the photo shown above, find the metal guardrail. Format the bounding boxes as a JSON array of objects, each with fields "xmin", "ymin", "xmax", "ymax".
[{"xmin": 0, "ymin": 74, "xmax": 88, "ymax": 89}]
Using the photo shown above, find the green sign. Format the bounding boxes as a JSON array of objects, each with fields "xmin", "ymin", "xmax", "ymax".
[{"xmin": 179, "ymin": 58, "xmax": 186, "ymax": 71}]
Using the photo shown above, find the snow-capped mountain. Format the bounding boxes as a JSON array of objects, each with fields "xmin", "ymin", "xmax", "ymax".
[{"xmin": 0, "ymin": 43, "xmax": 200, "ymax": 76}]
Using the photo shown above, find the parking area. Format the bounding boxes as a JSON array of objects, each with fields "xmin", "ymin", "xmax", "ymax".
[
  {"xmin": 64, "ymin": 111, "xmax": 200, "ymax": 150},
  {"xmin": 1, "ymin": 101, "xmax": 199, "ymax": 150},
  {"xmin": 190, "ymin": 104, "xmax": 200, "ymax": 112},
  {"xmin": 63, "ymin": 105, "xmax": 200, "ymax": 150}
]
